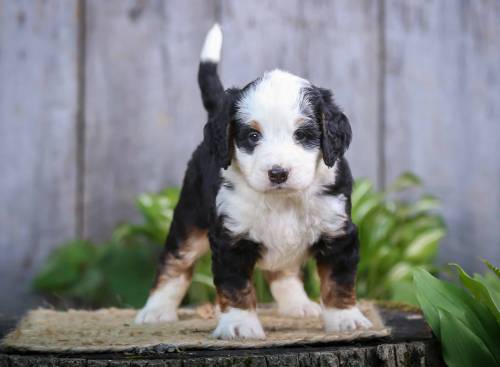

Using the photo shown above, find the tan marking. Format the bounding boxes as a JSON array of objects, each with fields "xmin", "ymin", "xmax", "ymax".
[
  {"xmin": 249, "ymin": 120, "xmax": 262, "ymax": 132},
  {"xmin": 295, "ymin": 117, "xmax": 308, "ymax": 126},
  {"xmin": 216, "ymin": 282, "xmax": 256, "ymax": 312},
  {"xmin": 153, "ymin": 228, "xmax": 209, "ymax": 291},
  {"xmin": 317, "ymin": 263, "xmax": 356, "ymax": 309}
]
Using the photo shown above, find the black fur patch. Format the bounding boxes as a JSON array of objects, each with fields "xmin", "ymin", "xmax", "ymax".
[
  {"xmin": 302, "ymin": 86, "xmax": 352, "ymax": 167},
  {"xmin": 294, "ymin": 120, "xmax": 321, "ymax": 150},
  {"xmin": 234, "ymin": 121, "xmax": 261, "ymax": 154}
]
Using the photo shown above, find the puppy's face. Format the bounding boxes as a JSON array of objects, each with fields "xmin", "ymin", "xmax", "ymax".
[
  {"xmin": 207, "ymin": 69, "xmax": 352, "ymax": 193},
  {"xmin": 234, "ymin": 71, "xmax": 321, "ymax": 192}
]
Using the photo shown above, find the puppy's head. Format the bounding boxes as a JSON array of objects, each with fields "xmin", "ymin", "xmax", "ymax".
[{"xmin": 206, "ymin": 69, "xmax": 351, "ymax": 192}]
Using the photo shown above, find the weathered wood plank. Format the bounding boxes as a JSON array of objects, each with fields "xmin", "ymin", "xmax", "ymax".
[
  {"xmin": 302, "ymin": 0, "xmax": 382, "ymax": 184},
  {"xmin": 219, "ymin": 0, "xmax": 304, "ymax": 86},
  {"xmin": 220, "ymin": 1, "xmax": 381, "ymax": 184},
  {"xmin": 83, "ymin": 0, "xmax": 216, "ymax": 240},
  {"xmin": 384, "ymin": 0, "xmax": 500, "ymax": 270},
  {"xmin": 0, "ymin": 0, "xmax": 79, "ymax": 315}
]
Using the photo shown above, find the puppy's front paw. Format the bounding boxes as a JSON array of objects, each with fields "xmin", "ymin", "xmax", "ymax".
[
  {"xmin": 323, "ymin": 306, "xmax": 372, "ymax": 332},
  {"xmin": 213, "ymin": 308, "xmax": 266, "ymax": 340},
  {"xmin": 135, "ymin": 305, "xmax": 178, "ymax": 324},
  {"xmin": 279, "ymin": 299, "xmax": 322, "ymax": 318}
]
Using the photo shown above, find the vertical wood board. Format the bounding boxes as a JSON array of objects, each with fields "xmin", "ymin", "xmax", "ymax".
[
  {"xmin": 83, "ymin": 0, "xmax": 216, "ymax": 240},
  {"xmin": 384, "ymin": 0, "xmax": 500, "ymax": 270},
  {"xmin": 0, "ymin": 0, "xmax": 79, "ymax": 315}
]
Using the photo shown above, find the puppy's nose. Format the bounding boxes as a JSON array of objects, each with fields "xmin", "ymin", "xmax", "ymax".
[{"xmin": 268, "ymin": 165, "xmax": 289, "ymax": 184}]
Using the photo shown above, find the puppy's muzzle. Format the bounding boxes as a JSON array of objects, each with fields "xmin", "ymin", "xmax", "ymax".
[{"xmin": 268, "ymin": 165, "xmax": 289, "ymax": 184}]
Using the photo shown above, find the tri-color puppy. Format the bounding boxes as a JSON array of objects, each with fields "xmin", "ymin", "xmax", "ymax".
[{"xmin": 135, "ymin": 24, "xmax": 372, "ymax": 339}]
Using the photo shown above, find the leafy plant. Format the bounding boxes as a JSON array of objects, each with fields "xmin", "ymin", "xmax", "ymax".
[
  {"xmin": 354, "ymin": 172, "xmax": 445, "ymax": 303},
  {"xmin": 34, "ymin": 173, "xmax": 445, "ymax": 308},
  {"xmin": 414, "ymin": 262, "xmax": 500, "ymax": 367}
]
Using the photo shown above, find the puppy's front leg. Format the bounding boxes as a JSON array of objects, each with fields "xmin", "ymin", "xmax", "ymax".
[
  {"xmin": 211, "ymin": 233, "xmax": 265, "ymax": 339},
  {"xmin": 314, "ymin": 222, "xmax": 372, "ymax": 332},
  {"xmin": 265, "ymin": 269, "xmax": 321, "ymax": 318}
]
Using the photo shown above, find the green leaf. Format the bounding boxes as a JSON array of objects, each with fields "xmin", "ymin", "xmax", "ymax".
[
  {"xmin": 404, "ymin": 229, "xmax": 445, "ymax": 262},
  {"xmin": 450, "ymin": 263, "xmax": 500, "ymax": 324},
  {"xmin": 414, "ymin": 268, "xmax": 500, "ymax": 363},
  {"xmin": 352, "ymin": 195, "xmax": 382, "ymax": 224},
  {"xmin": 99, "ymin": 242, "xmax": 156, "ymax": 308},
  {"xmin": 34, "ymin": 240, "xmax": 97, "ymax": 291},
  {"xmin": 351, "ymin": 179, "xmax": 373, "ymax": 207},
  {"xmin": 482, "ymin": 259, "xmax": 500, "ymax": 277},
  {"xmin": 475, "ymin": 273, "xmax": 500, "ymax": 295},
  {"xmin": 408, "ymin": 194, "xmax": 441, "ymax": 214},
  {"xmin": 388, "ymin": 172, "xmax": 422, "ymax": 192},
  {"xmin": 389, "ymin": 280, "xmax": 419, "ymax": 305},
  {"xmin": 438, "ymin": 308, "xmax": 498, "ymax": 367}
]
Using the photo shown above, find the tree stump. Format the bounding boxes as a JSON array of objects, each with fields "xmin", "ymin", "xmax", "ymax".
[{"xmin": 0, "ymin": 306, "xmax": 444, "ymax": 366}]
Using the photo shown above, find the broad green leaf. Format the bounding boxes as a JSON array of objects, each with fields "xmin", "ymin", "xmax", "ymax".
[
  {"xmin": 404, "ymin": 229, "xmax": 445, "ymax": 262},
  {"xmin": 408, "ymin": 194, "xmax": 441, "ymax": 214},
  {"xmin": 414, "ymin": 268, "xmax": 500, "ymax": 362},
  {"xmin": 390, "ymin": 280, "xmax": 418, "ymax": 305},
  {"xmin": 99, "ymin": 242, "xmax": 156, "ymax": 308},
  {"xmin": 351, "ymin": 179, "xmax": 373, "ymax": 207},
  {"xmin": 387, "ymin": 263, "xmax": 413, "ymax": 282},
  {"xmin": 450, "ymin": 263, "xmax": 500, "ymax": 324},
  {"xmin": 34, "ymin": 240, "xmax": 97, "ymax": 291},
  {"xmin": 475, "ymin": 273, "xmax": 500, "ymax": 294},
  {"xmin": 438, "ymin": 309, "xmax": 498, "ymax": 367},
  {"xmin": 352, "ymin": 195, "xmax": 382, "ymax": 224}
]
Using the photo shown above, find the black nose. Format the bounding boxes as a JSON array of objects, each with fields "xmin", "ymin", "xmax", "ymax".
[{"xmin": 268, "ymin": 165, "xmax": 289, "ymax": 184}]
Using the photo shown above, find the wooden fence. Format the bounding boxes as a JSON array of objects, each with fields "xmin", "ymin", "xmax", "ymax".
[{"xmin": 0, "ymin": 0, "xmax": 499, "ymax": 316}]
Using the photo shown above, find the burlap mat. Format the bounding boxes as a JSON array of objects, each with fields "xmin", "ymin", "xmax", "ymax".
[{"xmin": 2, "ymin": 301, "xmax": 389, "ymax": 353}]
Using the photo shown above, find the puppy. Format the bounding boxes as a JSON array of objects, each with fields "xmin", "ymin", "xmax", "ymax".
[{"xmin": 135, "ymin": 24, "xmax": 372, "ymax": 339}]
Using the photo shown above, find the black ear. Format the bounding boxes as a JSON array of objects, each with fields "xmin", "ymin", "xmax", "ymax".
[
  {"xmin": 203, "ymin": 90, "xmax": 237, "ymax": 169},
  {"xmin": 318, "ymin": 88, "xmax": 352, "ymax": 167}
]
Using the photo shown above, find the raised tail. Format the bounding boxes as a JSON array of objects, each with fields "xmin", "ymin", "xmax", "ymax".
[{"xmin": 198, "ymin": 23, "xmax": 224, "ymax": 116}]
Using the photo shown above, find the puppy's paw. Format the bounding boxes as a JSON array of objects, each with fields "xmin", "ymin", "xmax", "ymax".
[
  {"xmin": 135, "ymin": 306, "xmax": 178, "ymax": 324},
  {"xmin": 323, "ymin": 306, "xmax": 372, "ymax": 332},
  {"xmin": 213, "ymin": 308, "xmax": 266, "ymax": 340},
  {"xmin": 278, "ymin": 299, "xmax": 322, "ymax": 318}
]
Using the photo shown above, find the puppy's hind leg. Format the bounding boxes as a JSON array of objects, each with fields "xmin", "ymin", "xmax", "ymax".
[
  {"xmin": 265, "ymin": 269, "xmax": 321, "ymax": 318},
  {"xmin": 135, "ymin": 219, "xmax": 209, "ymax": 324}
]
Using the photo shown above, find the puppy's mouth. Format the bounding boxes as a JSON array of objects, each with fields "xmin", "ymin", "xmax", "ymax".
[{"xmin": 265, "ymin": 183, "xmax": 297, "ymax": 194}]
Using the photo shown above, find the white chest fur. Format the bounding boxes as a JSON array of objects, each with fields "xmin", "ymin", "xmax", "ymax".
[{"xmin": 216, "ymin": 166, "xmax": 348, "ymax": 271}]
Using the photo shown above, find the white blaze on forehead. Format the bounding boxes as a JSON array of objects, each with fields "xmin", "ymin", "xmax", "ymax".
[{"xmin": 237, "ymin": 69, "xmax": 311, "ymax": 127}]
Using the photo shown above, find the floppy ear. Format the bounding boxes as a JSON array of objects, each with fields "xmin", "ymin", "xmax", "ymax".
[
  {"xmin": 318, "ymin": 88, "xmax": 352, "ymax": 167},
  {"xmin": 203, "ymin": 90, "xmax": 236, "ymax": 169}
]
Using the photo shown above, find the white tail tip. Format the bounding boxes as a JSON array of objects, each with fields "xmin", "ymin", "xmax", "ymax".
[{"xmin": 200, "ymin": 23, "xmax": 223, "ymax": 63}]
